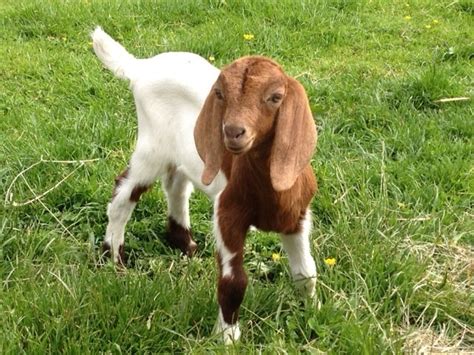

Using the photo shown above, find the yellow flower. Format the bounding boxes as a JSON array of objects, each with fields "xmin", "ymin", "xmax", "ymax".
[
  {"xmin": 243, "ymin": 33, "xmax": 255, "ymax": 41},
  {"xmin": 208, "ymin": 56, "xmax": 215, "ymax": 62},
  {"xmin": 425, "ymin": 24, "xmax": 431, "ymax": 29},
  {"xmin": 432, "ymin": 19, "xmax": 439, "ymax": 25},
  {"xmin": 324, "ymin": 257, "xmax": 336, "ymax": 267},
  {"xmin": 404, "ymin": 16, "xmax": 412, "ymax": 20},
  {"xmin": 272, "ymin": 253, "xmax": 281, "ymax": 262}
]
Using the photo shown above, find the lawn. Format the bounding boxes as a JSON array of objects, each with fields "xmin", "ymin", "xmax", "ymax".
[{"xmin": 1, "ymin": 0, "xmax": 473, "ymax": 353}]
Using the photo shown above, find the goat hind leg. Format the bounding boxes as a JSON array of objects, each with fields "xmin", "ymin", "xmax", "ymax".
[
  {"xmin": 280, "ymin": 209, "xmax": 317, "ymax": 297},
  {"xmin": 103, "ymin": 166, "xmax": 154, "ymax": 266},
  {"xmin": 162, "ymin": 167, "xmax": 197, "ymax": 256}
]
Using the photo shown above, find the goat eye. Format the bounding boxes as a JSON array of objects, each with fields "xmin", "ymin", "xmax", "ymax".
[
  {"xmin": 215, "ymin": 89, "xmax": 224, "ymax": 100},
  {"xmin": 268, "ymin": 93, "xmax": 283, "ymax": 103}
]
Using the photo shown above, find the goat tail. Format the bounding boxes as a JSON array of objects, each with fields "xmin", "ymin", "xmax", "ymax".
[{"xmin": 92, "ymin": 26, "xmax": 136, "ymax": 80}]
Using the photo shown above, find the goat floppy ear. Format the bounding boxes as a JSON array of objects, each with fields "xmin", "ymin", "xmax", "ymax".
[
  {"xmin": 270, "ymin": 77, "xmax": 317, "ymax": 191},
  {"xmin": 194, "ymin": 85, "xmax": 225, "ymax": 185}
]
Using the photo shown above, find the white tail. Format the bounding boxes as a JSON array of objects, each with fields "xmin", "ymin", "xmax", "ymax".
[{"xmin": 91, "ymin": 26, "xmax": 136, "ymax": 80}]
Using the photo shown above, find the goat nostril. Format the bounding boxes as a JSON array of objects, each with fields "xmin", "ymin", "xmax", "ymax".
[
  {"xmin": 236, "ymin": 128, "xmax": 246, "ymax": 139},
  {"xmin": 224, "ymin": 125, "xmax": 246, "ymax": 140}
]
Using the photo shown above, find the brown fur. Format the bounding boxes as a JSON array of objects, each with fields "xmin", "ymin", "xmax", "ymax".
[
  {"xmin": 130, "ymin": 184, "xmax": 150, "ymax": 202},
  {"xmin": 117, "ymin": 244, "xmax": 126, "ymax": 267},
  {"xmin": 101, "ymin": 241, "xmax": 112, "ymax": 261},
  {"xmin": 218, "ymin": 273, "xmax": 248, "ymax": 324},
  {"xmin": 112, "ymin": 168, "xmax": 151, "ymax": 203},
  {"xmin": 102, "ymin": 242, "xmax": 126, "ymax": 268},
  {"xmin": 194, "ymin": 56, "xmax": 318, "ymax": 325},
  {"xmin": 165, "ymin": 217, "xmax": 197, "ymax": 256},
  {"xmin": 112, "ymin": 168, "xmax": 129, "ymax": 199},
  {"xmin": 195, "ymin": 56, "xmax": 317, "ymax": 192}
]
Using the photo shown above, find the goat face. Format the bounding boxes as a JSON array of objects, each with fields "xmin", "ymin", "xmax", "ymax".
[
  {"xmin": 215, "ymin": 57, "xmax": 287, "ymax": 154},
  {"xmin": 195, "ymin": 56, "xmax": 317, "ymax": 191}
]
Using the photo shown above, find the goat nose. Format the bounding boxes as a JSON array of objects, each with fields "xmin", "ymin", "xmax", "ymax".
[{"xmin": 224, "ymin": 124, "xmax": 246, "ymax": 139}]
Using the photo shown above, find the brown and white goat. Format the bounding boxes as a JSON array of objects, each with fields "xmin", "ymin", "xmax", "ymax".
[{"xmin": 194, "ymin": 56, "xmax": 318, "ymax": 343}]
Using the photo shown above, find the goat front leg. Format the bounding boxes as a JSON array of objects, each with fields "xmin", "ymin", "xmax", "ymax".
[
  {"xmin": 280, "ymin": 209, "xmax": 317, "ymax": 297},
  {"xmin": 214, "ymin": 193, "xmax": 249, "ymax": 344}
]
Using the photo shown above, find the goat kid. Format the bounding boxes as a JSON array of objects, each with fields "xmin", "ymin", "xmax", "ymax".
[
  {"xmin": 93, "ymin": 28, "xmax": 317, "ymax": 344},
  {"xmin": 195, "ymin": 56, "xmax": 318, "ymax": 344},
  {"xmin": 92, "ymin": 27, "xmax": 226, "ymax": 264}
]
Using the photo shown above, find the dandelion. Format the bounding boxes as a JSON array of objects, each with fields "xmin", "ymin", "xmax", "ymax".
[
  {"xmin": 272, "ymin": 253, "xmax": 281, "ymax": 262},
  {"xmin": 425, "ymin": 24, "xmax": 431, "ymax": 29},
  {"xmin": 432, "ymin": 19, "xmax": 439, "ymax": 25},
  {"xmin": 404, "ymin": 16, "xmax": 412, "ymax": 20},
  {"xmin": 243, "ymin": 33, "xmax": 255, "ymax": 41},
  {"xmin": 208, "ymin": 56, "xmax": 215, "ymax": 62},
  {"xmin": 324, "ymin": 257, "xmax": 336, "ymax": 267}
]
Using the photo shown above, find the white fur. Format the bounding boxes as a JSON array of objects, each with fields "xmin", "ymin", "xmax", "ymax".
[
  {"xmin": 213, "ymin": 192, "xmax": 236, "ymax": 278},
  {"xmin": 280, "ymin": 209, "xmax": 317, "ymax": 297},
  {"xmin": 92, "ymin": 27, "xmax": 226, "ymax": 260},
  {"xmin": 216, "ymin": 308, "xmax": 241, "ymax": 345},
  {"xmin": 161, "ymin": 166, "xmax": 194, "ymax": 229}
]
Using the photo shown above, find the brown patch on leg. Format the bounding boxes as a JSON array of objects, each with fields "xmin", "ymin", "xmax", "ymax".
[
  {"xmin": 112, "ymin": 168, "xmax": 129, "ymax": 199},
  {"xmin": 165, "ymin": 217, "xmax": 197, "ymax": 257},
  {"xmin": 218, "ymin": 256, "xmax": 248, "ymax": 324},
  {"xmin": 100, "ymin": 242, "xmax": 126, "ymax": 268},
  {"xmin": 101, "ymin": 241, "xmax": 112, "ymax": 262},
  {"xmin": 130, "ymin": 184, "xmax": 150, "ymax": 202},
  {"xmin": 112, "ymin": 168, "xmax": 151, "ymax": 203},
  {"xmin": 117, "ymin": 244, "xmax": 126, "ymax": 268},
  {"xmin": 105, "ymin": 168, "xmax": 130, "ymax": 268}
]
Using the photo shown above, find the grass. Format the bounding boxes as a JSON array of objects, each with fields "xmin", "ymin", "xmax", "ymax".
[{"xmin": 1, "ymin": 0, "xmax": 473, "ymax": 352}]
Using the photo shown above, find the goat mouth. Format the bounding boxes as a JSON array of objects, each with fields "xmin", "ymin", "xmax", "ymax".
[{"xmin": 224, "ymin": 138, "xmax": 254, "ymax": 154}]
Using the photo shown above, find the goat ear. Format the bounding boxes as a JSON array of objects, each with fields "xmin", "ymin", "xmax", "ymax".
[
  {"xmin": 270, "ymin": 77, "xmax": 317, "ymax": 191},
  {"xmin": 194, "ymin": 86, "xmax": 225, "ymax": 185}
]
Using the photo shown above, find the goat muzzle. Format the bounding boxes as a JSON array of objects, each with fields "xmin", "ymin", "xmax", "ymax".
[{"xmin": 223, "ymin": 124, "xmax": 253, "ymax": 154}]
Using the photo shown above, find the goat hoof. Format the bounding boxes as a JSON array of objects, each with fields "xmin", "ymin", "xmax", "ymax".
[
  {"xmin": 215, "ymin": 319, "xmax": 240, "ymax": 345},
  {"xmin": 185, "ymin": 240, "xmax": 198, "ymax": 257},
  {"xmin": 100, "ymin": 242, "xmax": 126, "ymax": 268},
  {"xmin": 165, "ymin": 217, "xmax": 198, "ymax": 257},
  {"xmin": 294, "ymin": 275, "xmax": 316, "ymax": 298},
  {"xmin": 222, "ymin": 325, "xmax": 240, "ymax": 345},
  {"xmin": 165, "ymin": 231, "xmax": 198, "ymax": 257},
  {"xmin": 117, "ymin": 244, "xmax": 126, "ymax": 268}
]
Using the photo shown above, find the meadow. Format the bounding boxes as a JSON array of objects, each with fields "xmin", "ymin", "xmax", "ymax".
[{"xmin": 1, "ymin": 0, "xmax": 473, "ymax": 353}]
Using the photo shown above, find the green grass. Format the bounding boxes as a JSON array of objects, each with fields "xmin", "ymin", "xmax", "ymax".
[{"xmin": 1, "ymin": 0, "xmax": 473, "ymax": 353}]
